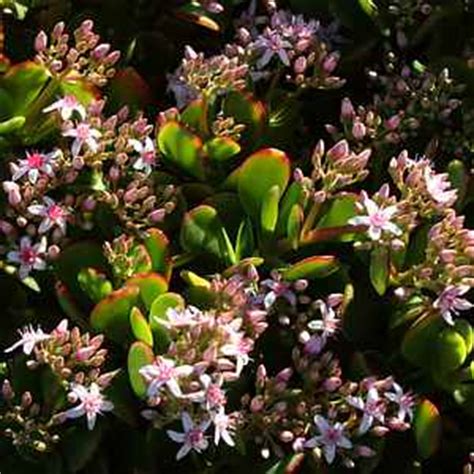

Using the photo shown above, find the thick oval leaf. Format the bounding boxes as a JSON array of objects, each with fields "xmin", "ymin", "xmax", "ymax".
[
  {"xmin": 238, "ymin": 148, "xmax": 290, "ymax": 221},
  {"xmin": 235, "ymin": 218, "xmax": 255, "ymax": 261},
  {"xmin": 204, "ymin": 137, "xmax": 241, "ymax": 162},
  {"xmin": 0, "ymin": 115, "xmax": 25, "ymax": 135},
  {"xmin": 454, "ymin": 319, "xmax": 473, "ymax": 354},
  {"xmin": 180, "ymin": 205, "xmax": 227, "ymax": 260},
  {"xmin": 415, "ymin": 399, "xmax": 441, "ymax": 460},
  {"xmin": 401, "ymin": 314, "xmax": 444, "ymax": 368},
  {"xmin": 277, "ymin": 182, "xmax": 306, "ymax": 236},
  {"xmin": 260, "ymin": 185, "xmax": 280, "ymax": 234},
  {"xmin": 181, "ymin": 99, "xmax": 207, "ymax": 132},
  {"xmin": 127, "ymin": 341, "xmax": 154, "ymax": 399},
  {"xmin": 282, "ymin": 255, "xmax": 339, "ymax": 280},
  {"xmin": 90, "ymin": 286, "xmax": 140, "ymax": 344},
  {"xmin": 143, "ymin": 228, "xmax": 172, "ymax": 280},
  {"xmin": 370, "ymin": 247, "xmax": 389, "ymax": 296},
  {"xmin": 158, "ymin": 121, "xmax": 204, "ymax": 179},
  {"xmin": 287, "ymin": 203, "xmax": 304, "ymax": 250},
  {"xmin": 125, "ymin": 272, "xmax": 168, "ymax": 310},
  {"xmin": 435, "ymin": 327, "xmax": 467, "ymax": 373},
  {"xmin": 149, "ymin": 293, "xmax": 184, "ymax": 352},
  {"xmin": 130, "ymin": 307, "xmax": 153, "ymax": 346}
]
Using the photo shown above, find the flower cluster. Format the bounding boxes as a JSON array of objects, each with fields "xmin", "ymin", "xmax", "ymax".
[
  {"xmin": 1, "ymin": 90, "xmax": 176, "ymax": 280},
  {"xmin": 234, "ymin": 8, "xmax": 344, "ymax": 89},
  {"xmin": 34, "ymin": 20, "xmax": 120, "ymax": 85},
  {"xmin": 240, "ymin": 283, "xmax": 414, "ymax": 467},
  {"xmin": 1, "ymin": 319, "xmax": 116, "ymax": 453},
  {"xmin": 140, "ymin": 269, "xmax": 267, "ymax": 459},
  {"xmin": 167, "ymin": 46, "xmax": 249, "ymax": 108}
]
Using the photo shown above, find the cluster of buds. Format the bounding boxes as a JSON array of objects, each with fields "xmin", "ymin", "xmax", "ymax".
[
  {"xmin": 194, "ymin": 0, "xmax": 224, "ymax": 14},
  {"xmin": 103, "ymin": 235, "xmax": 154, "ymax": 285},
  {"xmin": 368, "ymin": 59, "xmax": 468, "ymax": 159},
  {"xmin": 1, "ymin": 319, "xmax": 117, "ymax": 454},
  {"xmin": 34, "ymin": 20, "xmax": 120, "ymax": 86},
  {"xmin": 382, "ymin": 1, "xmax": 439, "ymax": 48},
  {"xmin": 0, "ymin": 380, "xmax": 60, "ymax": 454},
  {"xmin": 0, "ymin": 94, "xmax": 176, "ymax": 280},
  {"xmin": 167, "ymin": 46, "xmax": 250, "ymax": 108},
  {"xmin": 389, "ymin": 150, "xmax": 458, "ymax": 218},
  {"xmin": 326, "ymin": 97, "xmax": 404, "ymax": 151},
  {"xmin": 309, "ymin": 139, "xmax": 372, "ymax": 197},
  {"xmin": 396, "ymin": 210, "xmax": 474, "ymax": 325},
  {"xmin": 241, "ymin": 283, "xmax": 414, "ymax": 467},
  {"xmin": 233, "ymin": 9, "xmax": 344, "ymax": 89},
  {"xmin": 139, "ymin": 268, "xmax": 268, "ymax": 459}
]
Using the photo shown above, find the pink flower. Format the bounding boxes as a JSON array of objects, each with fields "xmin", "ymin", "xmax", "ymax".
[
  {"xmin": 347, "ymin": 388, "xmax": 385, "ymax": 434},
  {"xmin": 7, "ymin": 236, "xmax": 47, "ymax": 278},
  {"xmin": 255, "ymin": 29, "xmax": 292, "ymax": 68},
  {"xmin": 167, "ymin": 412, "xmax": 211, "ymax": 460},
  {"xmin": 4, "ymin": 324, "xmax": 51, "ymax": 355},
  {"xmin": 139, "ymin": 356, "xmax": 193, "ymax": 399},
  {"xmin": 212, "ymin": 407, "xmax": 235, "ymax": 447},
  {"xmin": 63, "ymin": 123, "xmax": 102, "ymax": 157},
  {"xmin": 188, "ymin": 374, "xmax": 227, "ymax": 410},
  {"xmin": 424, "ymin": 168, "xmax": 457, "ymax": 206},
  {"xmin": 349, "ymin": 192, "xmax": 401, "ymax": 241},
  {"xmin": 12, "ymin": 150, "xmax": 58, "ymax": 184},
  {"xmin": 385, "ymin": 382, "xmax": 415, "ymax": 423},
  {"xmin": 28, "ymin": 196, "xmax": 68, "ymax": 234},
  {"xmin": 129, "ymin": 137, "xmax": 157, "ymax": 175},
  {"xmin": 158, "ymin": 305, "xmax": 206, "ymax": 329},
  {"xmin": 64, "ymin": 383, "xmax": 114, "ymax": 430},
  {"xmin": 261, "ymin": 273, "xmax": 297, "ymax": 308},
  {"xmin": 433, "ymin": 285, "xmax": 473, "ymax": 325},
  {"xmin": 304, "ymin": 415, "xmax": 352, "ymax": 464},
  {"xmin": 307, "ymin": 300, "xmax": 340, "ymax": 339},
  {"xmin": 43, "ymin": 95, "xmax": 86, "ymax": 120}
]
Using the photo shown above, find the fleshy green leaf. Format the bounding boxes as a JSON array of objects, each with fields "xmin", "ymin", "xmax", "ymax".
[
  {"xmin": 143, "ymin": 228, "xmax": 172, "ymax": 280},
  {"xmin": 125, "ymin": 273, "xmax": 168, "ymax": 310},
  {"xmin": 282, "ymin": 255, "xmax": 339, "ymax": 280},
  {"xmin": 158, "ymin": 121, "xmax": 204, "ymax": 179},
  {"xmin": 127, "ymin": 341, "xmax": 154, "ymax": 399},
  {"xmin": 204, "ymin": 137, "xmax": 241, "ymax": 162},
  {"xmin": 415, "ymin": 399, "xmax": 441, "ymax": 460},
  {"xmin": 370, "ymin": 247, "xmax": 389, "ymax": 296},
  {"xmin": 130, "ymin": 307, "xmax": 154, "ymax": 346},
  {"xmin": 434, "ymin": 326, "xmax": 467, "ymax": 373},
  {"xmin": 90, "ymin": 286, "xmax": 140, "ymax": 344},
  {"xmin": 260, "ymin": 185, "xmax": 280, "ymax": 234},
  {"xmin": 287, "ymin": 203, "xmax": 304, "ymax": 250},
  {"xmin": 237, "ymin": 148, "xmax": 290, "ymax": 221}
]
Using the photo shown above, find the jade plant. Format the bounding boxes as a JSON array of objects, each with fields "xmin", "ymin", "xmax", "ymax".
[{"xmin": 0, "ymin": 1, "xmax": 473, "ymax": 473}]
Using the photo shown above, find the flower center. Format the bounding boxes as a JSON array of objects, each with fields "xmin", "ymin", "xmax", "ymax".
[
  {"xmin": 76, "ymin": 124, "xmax": 91, "ymax": 140},
  {"xmin": 83, "ymin": 395, "xmax": 102, "ymax": 413},
  {"xmin": 187, "ymin": 428, "xmax": 204, "ymax": 446},
  {"xmin": 27, "ymin": 153, "xmax": 45, "ymax": 169},
  {"xmin": 48, "ymin": 204, "xmax": 64, "ymax": 221},
  {"xmin": 20, "ymin": 247, "xmax": 37, "ymax": 264}
]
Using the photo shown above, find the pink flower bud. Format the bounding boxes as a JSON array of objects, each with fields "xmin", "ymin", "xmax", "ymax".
[
  {"xmin": 279, "ymin": 431, "xmax": 294, "ymax": 443},
  {"xmin": 294, "ymin": 56, "xmax": 307, "ymax": 74},
  {"xmin": 250, "ymin": 395, "xmax": 265, "ymax": 413},
  {"xmin": 327, "ymin": 140, "xmax": 349, "ymax": 162},
  {"xmin": 92, "ymin": 43, "xmax": 111, "ymax": 60},
  {"xmin": 48, "ymin": 245, "xmax": 61, "ymax": 260},
  {"xmin": 80, "ymin": 19, "xmax": 94, "ymax": 33},
  {"xmin": 52, "ymin": 22, "xmax": 65, "ymax": 40},
  {"xmin": 341, "ymin": 98, "xmax": 355, "ymax": 120},
  {"xmin": 322, "ymin": 53, "xmax": 339, "ymax": 73},
  {"xmin": 149, "ymin": 209, "xmax": 166, "ymax": 223},
  {"xmin": 313, "ymin": 190, "xmax": 326, "ymax": 203},
  {"xmin": 256, "ymin": 364, "xmax": 267, "ymax": 388},
  {"xmin": 238, "ymin": 28, "xmax": 251, "ymax": 45},
  {"xmin": 2, "ymin": 380, "xmax": 14, "ymax": 400},
  {"xmin": 0, "ymin": 220, "xmax": 14, "ymax": 236},
  {"xmin": 276, "ymin": 367, "xmax": 293, "ymax": 384},
  {"xmin": 104, "ymin": 50, "xmax": 121, "ymax": 66},
  {"xmin": 109, "ymin": 166, "xmax": 120, "ymax": 182},
  {"xmin": 372, "ymin": 426, "xmax": 390, "ymax": 437},
  {"xmin": 352, "ymin": 120, "xmax": 367, "ymax": 140},
  {"xmin": 184, "ymin": 45, "xmax": 198, "ymax": 60},
  {"xmin": 3, "ymin": 181, "xmax": 22, "ymax": 206},
  {"xmin": 35, "ymin": 31, "xmax": 48, "ymax": 52},
  {"xmin": 386, "ymin": 114, "xmax": 401, "ymax": 130}
]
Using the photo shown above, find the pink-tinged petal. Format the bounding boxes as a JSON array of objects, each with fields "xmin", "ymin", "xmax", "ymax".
[
  {"xmin": 384, "ymin": 222, "xmax": 402, "ymax": 236},
  {"xmin": 4, "ymin": 340, "xmax": 23, "ymax": 353},
  {"xmin": 314, "ymin": 415, "xmax": 330, "ymax": 433},
  {"xmin": 176, "ymin": 444, "xmax": 192, "ymax": 460},
  {"xmin": 181, "ymin": 411, "xmax": 193, "ymax": 432},
  {"xmin": 129, "ymin": 139, "xmax": 143, "ymax": 153},
  {"xmin": 86, "ymin": 411, "xmax": 97, "ymax": 430},
  {"xmin": 167, "ymin": 430, "xmax": 186, "ymax": 443},
  {"xmin": 222, "ymin": 430, "xmax": 235, "ymax": 446},
  {"xmin": 28, "ymin": 205, "xmax": 45, "ymax": 216},
  {"xmin": 324, "ymin": 444, "xmax": 336, "ymax": 464},
  {"xmin": 65, "ymin": 405, "xmax": 86, "ymax": 419},
  {"xmin": 166, "ymin": 379, "xmax": 183, "ymax": 397},
  {"xmin": 368, "ymin": 226, "xmax": 382, "ymax": 241},
  {"xmin": 348, "ymin": 216, "xmax": 370, "ymax": 227},
  {"xmin": 71, "ymin": 139, "xmax": 82, "ymax": 157},
  {"xmin": 38, "ymin": 218, "xmax": 53, "ymax": 234},
  {"xmin": 63, "ymin": 129, "xmax": 78, "ymax": 138},
  {"xmin": 7, "ymin": 251, "xmax": 21, "ymax": 264},
  {"xmin": 338, "ymin": 435, "xmax": 352, "ymax": 449}
]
